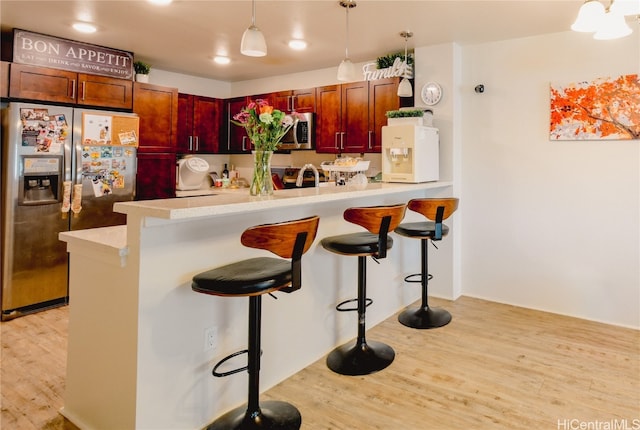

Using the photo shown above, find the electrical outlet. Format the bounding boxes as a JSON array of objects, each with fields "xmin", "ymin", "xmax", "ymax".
[{"xmin": 204, "ymin": 326, "xmax": 218, "ymax": 351}]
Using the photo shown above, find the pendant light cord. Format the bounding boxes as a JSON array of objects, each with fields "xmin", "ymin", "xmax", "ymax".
[
  {"xmin": 251, "ymin": 0, "xmax": 257, "ymax": 27},
  {"xmin": 403, "ymin": 33, "xmax": 408, "ymax": 78},
  {"xmin": 345, "ymin": 4, "xmax": 350, "ymax": 59}
]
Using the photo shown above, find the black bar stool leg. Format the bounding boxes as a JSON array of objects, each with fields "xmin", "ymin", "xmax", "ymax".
[
  {"xmin": 208, "ymin": 296, "xmax": 301, "ymax": 430},
  {"xmin": 326, "ymin": 256, "xmax": 395, "ymax": 376},
  {"xmin": 398, "ymin": 239, "xmax": 452, "ymax": 329}
]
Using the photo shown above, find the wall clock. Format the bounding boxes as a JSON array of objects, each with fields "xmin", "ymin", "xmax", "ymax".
[{"xmin": 421, "ymin": 82, "xmax": 443, "ymax": 106}]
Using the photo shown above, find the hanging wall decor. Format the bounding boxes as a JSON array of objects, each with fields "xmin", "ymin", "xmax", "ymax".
[{"xmin": 549, "ymin": 74, "xmax": 639, "ymax": 140}]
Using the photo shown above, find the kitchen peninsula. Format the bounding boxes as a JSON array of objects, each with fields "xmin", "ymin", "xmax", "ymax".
[{"xmin": 59, "ymin": 181, "xmax": 453, "ymax": 430}]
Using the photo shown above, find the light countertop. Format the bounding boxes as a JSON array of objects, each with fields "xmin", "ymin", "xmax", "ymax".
[{"xmin": 115, "ymin": 181, "xmax": 453, "ymax": 220}]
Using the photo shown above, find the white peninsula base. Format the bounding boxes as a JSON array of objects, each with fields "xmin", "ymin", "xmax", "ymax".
[{"xmin": 59, "ymin": 182, "xmax": 455, "ymax": 430}]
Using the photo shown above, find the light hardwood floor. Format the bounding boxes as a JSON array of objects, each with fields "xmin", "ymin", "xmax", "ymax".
[{"xmin": 1, "ymin": 296, "xmax": 639, "ymax": 430}]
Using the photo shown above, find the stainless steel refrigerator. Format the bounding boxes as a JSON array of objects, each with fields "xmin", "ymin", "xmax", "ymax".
[{"xmin": 1, "ymin": 102, "xmax": 139, "ymax": 320}]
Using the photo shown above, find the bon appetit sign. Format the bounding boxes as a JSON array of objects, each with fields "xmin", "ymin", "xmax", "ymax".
[{"xmin": 13, "ymin": 29, "xmax": 134, "ymax": 80}]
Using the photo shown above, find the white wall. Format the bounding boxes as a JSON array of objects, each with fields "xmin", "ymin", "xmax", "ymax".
[{"xmin": 460, "ymin": 31, "xmax": 639, "ymax": 328}]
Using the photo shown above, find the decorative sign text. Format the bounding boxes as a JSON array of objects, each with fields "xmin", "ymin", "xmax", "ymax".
[
  {"xmin": 363, "ymin": 57, "xmax": 413, "ymax": 81},
  {"xmin": 13, "ymin": 29, "xmax": 134, "ymax": 80}
]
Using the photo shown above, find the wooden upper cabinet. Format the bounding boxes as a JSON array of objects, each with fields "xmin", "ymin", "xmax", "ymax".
[
  {"xmin": 8, "ymin": 63, "xmax": 133, "ymax": 109},
  {"xmin": 1, "ymin": 62, "xmax": 9, "ymax": 98},
  {"xmin": 271, "ymin": 88, "xmax": 315, "ymax": 113},
  {"xmin": 77, "ymin": 73, "xmax": 132, "ymax": 109},
  {"xmin": 9, "ymin": 63, "xmax": 76, "ymax": 103},
  {"xmin": 177, "ymin": 94, "xmax": 222, "ymax": 153},
  {"xmin": 291, "ymin": 88, "xmax": 316, "ymax": 113},
  {"xmin": 340, "ymin": 81, "xmax": 369, "ymax": 153},
  {"xmin": 315, "ymin": 85, "xmax": 342, "ymax": 153},
  {"xmin": 225, "ymin": 96, "xmax": 250, "ymax": 154},
  {"xmin": 133, "ymin": 82, "xmax": 178, "ymax": 152},
  {"xmin": 367, "ymin": 77, "xmax": 408, "ymax": 152},
  {"xmin": 315, "ymin": 82, "xmax": 368, "ymax": 154},
  {"xmin": 316, "ymin": 78, "xmax": 409, "ymax": 154}
]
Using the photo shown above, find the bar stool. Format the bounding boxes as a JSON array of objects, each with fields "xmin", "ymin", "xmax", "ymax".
[
  {"xmin": 320, "ymin": 203, "xmax": 407, "ymax": 376},
  {"xmin": 394, "ymin": 198, "xmax": 459, "ymax": 329},
  {"xmin": 192, "ymin": 215, "xmax": 320, "ymax": 430}
]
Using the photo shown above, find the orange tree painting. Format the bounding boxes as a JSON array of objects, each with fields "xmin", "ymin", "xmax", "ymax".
[{"xmin": 550, "ymin": 74, "xmax": 639, "ymax": 140}]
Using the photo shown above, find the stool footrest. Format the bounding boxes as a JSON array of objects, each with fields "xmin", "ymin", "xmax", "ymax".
[
  {"xmin": 398, "ymin": 306, "xmax": 451, "ymax": 329},
  {"xmin": 403, "ymin": 273, "xmax": 433, "ymax": 283},
  {"xmin": 335, "ymin": 297, "xmax": 373, "ymax": 312},
  {"xmin": 212, "ymin": 349, "xmax": 249, "ymax": 377},
  {"xmin": 206, "ymin": 400, "xmax": 301, "ymax": 430}
]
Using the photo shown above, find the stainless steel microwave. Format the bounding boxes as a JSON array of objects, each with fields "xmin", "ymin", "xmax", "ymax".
[{"xmin": 279, "ymin": 112, "xmax": 314, "ymax": 150}]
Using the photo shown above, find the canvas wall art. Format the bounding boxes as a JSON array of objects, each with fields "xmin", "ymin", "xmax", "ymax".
[{"xmin": 549, "ymin": 74, "xmax": 639, "ymax": 140}]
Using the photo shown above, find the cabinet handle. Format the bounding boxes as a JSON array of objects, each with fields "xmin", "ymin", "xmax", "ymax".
[
  {"xmin": 227, "ymin": 107, "xmax": 232, "ymax": 151},
  {"xmin": 188, "ymin": 136, "xmax": 193, "ymax": 151},
  {"xmin": 334, "ymin": 132, "xmax": 339, "ymax": 150},
  {"xmin": 290, "ymin": 95, "xmax": 295, "ymax": 112},
  {"xmin": 81, "ymin": 81, "xmax": 86, "ymax": 101},
  {"xmin": 242, "ymin": 136, "xmax": 247, "ymax": 152},
  {"xmin": 340, "ymin": 132, "xmax": 345, "ymax": 150},
  {"xmin": 70, "ymin": 79, "xmax": 76, "ymax": 99},
  {"xmin": 368, "ymin": 130, "xmax": 373, "ymax": 149},
  {"xmin": 194, "ymin": 136, "xmax": 199, "ymax": 151}
]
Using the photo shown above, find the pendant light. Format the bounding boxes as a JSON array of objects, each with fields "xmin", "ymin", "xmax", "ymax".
[
  {"xmin": 241, "ymin": 0, "xmax": 267, "ymax": 57},
  {"xmin": 397, "ymin": 31, "xmax": 413, "ymax": 98},
  {"xmin": 594, "ymin": 5, "xmax": 633, "ymax": 39},
  {"xmin": 571, "ymin": 0, "xmax": 606, "ymax": 32},
  {"xmin": 571, "ymin": 0, "xmax": 635, "ymax": 39},
  {"xmin": 337, "ymin": 0, "xmax": 357, "ymax": 82}
]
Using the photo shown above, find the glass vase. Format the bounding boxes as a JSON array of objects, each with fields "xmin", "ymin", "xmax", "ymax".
[{"xmin": 250, "ymin": 150, "xmax": 274, "ymax": 196}]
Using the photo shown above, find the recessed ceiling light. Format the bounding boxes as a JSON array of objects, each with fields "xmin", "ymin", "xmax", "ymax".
[
  {"xmin": 213, "ymin": 56, "xmax": 231, "ymax": 65},
  {"xmin": 288, "ymin": 39, "xmax": 307, "ymax": 50},
  {"xmin": 72, "ymin": 22, "xmax": 97, "ymax": 33},
  {"xmin": 148, "ymin": 0, "xmax": 173, "ymax": 5}
]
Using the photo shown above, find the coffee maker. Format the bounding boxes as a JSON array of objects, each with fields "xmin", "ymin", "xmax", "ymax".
[{"xmin": 381, "ymin": 125, "xmax": 439, "ymax": 183}]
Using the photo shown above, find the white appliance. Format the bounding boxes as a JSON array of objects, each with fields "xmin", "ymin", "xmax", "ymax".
[
  {"xmin": 176, "ymin": 157, "xmax": 210, "ymax": 190},
  {"xmin": 381, "ymin": 125, "xmax": 439, "ymax": 183}
]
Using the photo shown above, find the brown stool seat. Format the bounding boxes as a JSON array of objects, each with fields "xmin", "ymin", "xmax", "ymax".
[
  {"xmin": 395, "ymin": 198, "xmax": 458, "ymax": 329},
  {"xmin": 192, "ymin": 215, "xmax": 319, "ymax": 430},
  {"xmin": 320, "ymin": 203, "xmax": 406, "ymax": 376}
]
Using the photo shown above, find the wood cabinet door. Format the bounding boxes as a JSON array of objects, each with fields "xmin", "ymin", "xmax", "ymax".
[
  {"xmin": 271, "ymin": 91, "xmax": 292, "ymax": 112},
  {"xmin": 133, "ymin": 82, "xmax": 178, "ymax": 152},
  {"xmin": 341, "ymin": 81, "xmax": 369, "ymax": 153},
  {"xmin": 367, "ymin": 78, "xmax": 402, "ymax": 152},
  {"xmin": 225, "ymin": 97, "xmax": 250, "ymax": 153},
  {"xmin": 135, "ymin": 152, "xmax": 176, "ymax": 200},
  {"xmin": 9, "ymin": 63, "xmax": 76, "ymax": 103},
  {"xmin": 315, "ymin": 85, "xmax": 341, "ymax": 154},
  {"xmin": 77, "ymin": 74, "xmax": 133, "ymax": 109},
  {"xmin": 176, "ymin": 93, "xmax": 194, "ymax": 153},
  {"xmin": 192, "ymin": 96, "xmax": 222, "ymax": 153},
  {"xmin": 270, "ymin": 89, "xmax": 315, "ymax": 113},
  {"xmin": 291, "ymin": 88, "xmax": 316, "ymax": 113},
  {"xmin": 1, "ymin": 62, "xmax": 9, "ymax": 98}
]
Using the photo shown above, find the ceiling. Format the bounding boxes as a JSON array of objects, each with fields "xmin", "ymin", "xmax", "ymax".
[{"xmin": 0, "ymin": 1, "xmax": 592, "ymax": 82}]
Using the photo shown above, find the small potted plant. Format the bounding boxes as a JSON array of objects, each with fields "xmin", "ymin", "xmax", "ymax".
[
  {"xmin": 133, "ymin": 61, "xmax": 151, "ymax": 83},
  {"xmin": 385, "ymin": 108, "xmax": 430, "ymax": 126}
]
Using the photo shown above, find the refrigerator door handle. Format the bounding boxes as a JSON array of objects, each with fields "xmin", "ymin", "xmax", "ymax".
[{"xmin": 71, "ymin": 184, "xmax": 83, "ymax": 216}]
